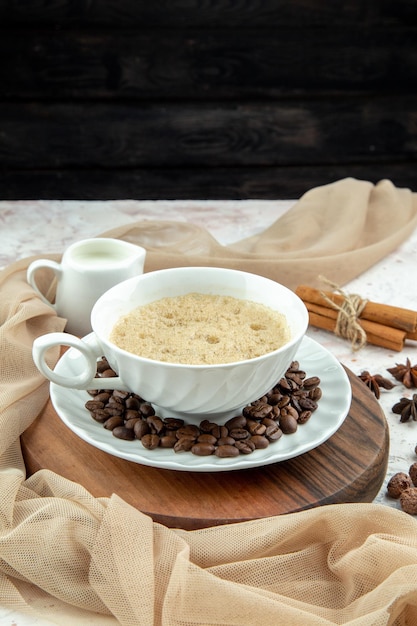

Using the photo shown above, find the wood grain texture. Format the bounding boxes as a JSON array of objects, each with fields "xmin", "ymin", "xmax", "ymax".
[
  {"xmin": 1, "ymin": 163, "xmax": 415, "ymax": 201},
  {"xmin": 0, "ymin": 0, "xmax": 415, "ymax": 199},
  {"xmin": 21, "ymin": 368, "xmax": 389, "ymax": 530},
  {"xmin": 1, "ymin": 29, "xmax": 416, "ymax": 99},
  {"xmin": 1, "ymin": 99, "xmax": 415, "ymax": 168},
  {"xmin": 1, "ymin": 0, "xmax": 415, "ymax": 27}
]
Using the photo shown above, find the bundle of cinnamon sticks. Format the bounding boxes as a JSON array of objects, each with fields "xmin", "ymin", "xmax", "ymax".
[{"xmin": 295, "ymin": 285, "xmax": 417, "ymax": 352}]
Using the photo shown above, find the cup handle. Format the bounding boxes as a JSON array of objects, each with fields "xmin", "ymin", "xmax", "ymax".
[
  {"xmin": 27, "ymin": 259, "xmax": 63, "ymax": 309},
  {"xmin": 32, "ymin": 332, "xmax": 128, "ymax": 391}
]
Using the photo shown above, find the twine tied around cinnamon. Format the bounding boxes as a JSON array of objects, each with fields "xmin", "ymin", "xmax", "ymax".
[{"xmin": 318, "ymin": 276, "xmax": 368, "ymax": 351}]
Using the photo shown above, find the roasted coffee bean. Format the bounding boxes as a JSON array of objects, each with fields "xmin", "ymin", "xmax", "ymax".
[
  {"xmin": 235, "ymin": 440, "xmax": 256, "ymax": 454},
  {"xmin": 299, "ymin": 397, "xmax": 318, "ymax": 411},
  {"xmin": 125, "ymin": 396, "xmax": 141, "ymax": 410},
  {"xmin": 280, "ymin": 406, "xmax": 299, "ymax": 420},
  {"xmin": 164, "ymin": 418, "xmax": 185, "ymax": 430},
  {"xmin": 278, "ymin": 378, "xmax": 298, "ymax": 393},
  {"xmin": 246, "ymin": 419, "xmax": 266, "ymax": 436},
  {"xmin": 229, "ymin": 428, "xmax": 250, "ymax": 440},
  {"xmin": 277, "ymin": 396, "xmax": 290, "ymax": 408},
  {"xmin": 191, "ymin": 443, "xmax": 216, "ymax": 456},
  {"xmin": 176, "ymin": 425, "xmax": 200, "ymax": 439},
  {"xmin": 85, "ymin": 399, "xmax": 106, "ymax": 412},
  {"xmin": 94, "ymin": 392, "xmax": 111, "ymax": 403},
  {"xmin": 302, "ymin": 376, "xmax": 321, "ymax": 390},
  {"xmin": 242, "ymin": 403, "xmax": 272, "ymax": 420},
  {"xmin": 264, "ymin": 420, "xmax": 279, "ymax": 440},
  {"xmin": 147, "ymin": 415, "xmax": 164, "ymax": 434},
  {"xmin": 133, "ymin": 419, "xmax": 150, "ymax": 439},
  {"xmin": 174, "ymin": 437, "xmax": 195, "ymax": 452},
  {"xmin": 86, "ymin": 357, "xmax": 322, "ymax": 458},
  {"xmin": 215, "ymin": 444, "xmax": 239, "ymax": 458},
  {"xmin": 290, "ymin": 396, "xmax": 302, "ymax": 413},
  {"xmin": 142, "ymin": 433, "xmax": 160, "ymax": 449},
  {"xmin": 101, "ymin": 368, "xmax": 118, "ymax": 378},
  {"xmin": 199, "ymin": 419, "xmax": 215, "ymax": 432},
  {"xmin": 125, "ymin": 417, "xmax": 141, "ymax": 430},
  {"xmin": 285, "ymin": 372, "xmax": 305, "ymax": 386},
  {"xmin": 261, "ymin": 417, "xmax": 278, "ymax": 428},
  {"xmin": 309, "ymin": 387, "xmax": 322, "ymax": 401},
  {"xmin": 250, "ymin": 435, "xmax": 269, "ymax": 449},
  {"xmin": 104, "ymin": 416, "xmax": 124, "ymax": 430},
  {"xmin": 267, "ymin": 392, "xmax": 282, "ymax": 405},
  {"xmin": 298, "ymin": 410, "xmax": 312, "ymax": 424},
  {"xmin": 139, "ymin": 402, "xmax": 155, "ymax": 417},
  {"xmin": 103, "ymin": 405, "xmax": 124, "ymax": 417},
  {"xmin": 217, "ymin": 436, "xmax": 236, "ymax": 446},
  {"xmin": 97, "ymin": 358, "xmax": 111, "ymax": 373},
  {"xmin": 225, "ymin": 415, "xmax": 247, "ymax": 429},
  {"xmin": 197, "ymin": 434, "xmax": 218, "ymax": 445},
  {"xmin": 279, "ymin": 414, "xmax": 298, "ymax": 434},
  {"xmin": 270, "ymin": 405, "xmax": 281, "ymax": 419},
  {"xmin": 112, "ymin": 426, "xmax": 135, "ymax": 440},
  {"xmin": 125, "ymin": 409, "xmax": 141, "ymax": 421},
  {"xmin": 113, "ymin": 389, "xmax": 130, "ymax": 400},
  {"xmin": 160, "ymin": 435, "xmax": 177, "ymax": 448},
  {"xmin": 90, "ymin": 409, "xmax": 111, "ymax": 423},
  {"xmin": 266, "ymin": 426, "xmax": 283, "ymax": 442},
  {"xmin": 210, "ymin": 425, "xmax": 229, "ymax": 439}
]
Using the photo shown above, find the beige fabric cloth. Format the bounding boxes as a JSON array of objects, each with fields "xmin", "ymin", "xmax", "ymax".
[
  {"xmin": 2, "ymin": 178, "xmax": 417, "ymax": 625},
  {"xmin": 101, "ymin": 177, "xmax": 417, "ymax": 289}
]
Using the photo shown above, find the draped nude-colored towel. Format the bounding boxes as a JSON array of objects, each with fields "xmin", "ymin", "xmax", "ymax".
[{"xmin": 1, "ymin": 178, "xmax": 417, "ymax": 625}]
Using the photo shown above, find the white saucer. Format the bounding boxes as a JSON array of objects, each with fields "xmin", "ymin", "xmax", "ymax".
[{"xmin": 50, "ymin": 335, "xmax": 352, "ymax": 472}]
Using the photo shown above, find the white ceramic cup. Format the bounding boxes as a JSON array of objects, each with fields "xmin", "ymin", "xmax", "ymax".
[
  {"xmin": 32, "ymin": 267, "xmax": 308, "ymax": 422},
  {"xmin": 27, "ymin": 238, "xmax": 146, "ymax": 337}
]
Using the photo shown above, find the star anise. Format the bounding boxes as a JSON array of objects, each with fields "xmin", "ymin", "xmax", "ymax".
[
  {"xmin": 392, "ymin": 394, "xmax": 417, "ymax": 422},
  {"xmin": 358, "ymin": 371, "xmax": 396, "ymax": 399},
  {"xmin": 387, "ymin": 358, "xmax": 417, "ymax": 389}
]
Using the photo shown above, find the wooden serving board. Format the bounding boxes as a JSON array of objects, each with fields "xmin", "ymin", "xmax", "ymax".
[{"xmin": 21, "ymin": 368, "xmax": 389, "ymax": 530}]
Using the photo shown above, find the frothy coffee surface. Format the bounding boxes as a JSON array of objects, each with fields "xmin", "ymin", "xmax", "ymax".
[{"xmin": 110, "ymin": 292, "xmax": 290, "ymax": 364}]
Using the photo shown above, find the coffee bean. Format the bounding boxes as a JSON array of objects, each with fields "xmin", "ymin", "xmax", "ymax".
[
  {"xmin": 174, "ymin": 437, "xmax": 195, "ymax": 452},
  {"xmin": 164, "ymin": 418, "xmax": 185, "ymax": 430},
  {"xmin": 85, "ymin": 357, "xmax": 322, "ymax": 458},
  {"xmin": 250, "ymin": 435, "xmax": 269, "ymax": 449},
  {"xmin": 103, "ymin": 416, "xmax": 124, "ymax": 430},
  {"xmin": 176, "ymin": 425, "xmax": 200, "ymax": 439},
  {"xmin": 225, "ymin": 415, "xmax": 246, "ymax": 429},
  {"xmin": 235, "ymin": 440, "xmax": 256, "ymax": 454},
  {"xmin": 139, "ymin": 402, "xmax": 155, "ymax": 417},
  {"xmin": 217, "ymin": 436, "xmax": 236, "ymax": 446},
  {"xmin": 246, "ymin": 419, "xmax": 266, "ymax": 436},
  {"xmin": 112, "ymin": 426, "xmax": 135, "ymax": 440},
  {"xmin": 191, "ymin": 443, "xmax": 216, "ymax": 456},
  {"xmin": 197, "ymin": 434, "xmax": 218, "ymax": 445},
  {"xmin": 279, "ymin": 414, "xmax": 298, "ymax": 434},
  {"xmin": 147, "ymin": 415, "xmax": 164, "ymax": 434},
  {"xmin": 160, "ymin": 435, "xmax": 177, "ymax": 448},
  {"xmin": 215, "ymin": 445, "xmax": 239, "ymax": 458},
  {"xmin": 229, "ymin": 428, "xmax": 250, "ymax": 440},
  {"xmin": 133, "ymin": 419, "xmax": 150, "ymax": 439},
  {"xmin": 303, "ymin": 376, "xmax": 321, "ymax": 390},
  {"xmin": 85, "ymin": 399, "xmax": 105, "ymax": 412},
  {"xmin": 141, "ymin": 433, "xmax": 160, "ymax": 449}
]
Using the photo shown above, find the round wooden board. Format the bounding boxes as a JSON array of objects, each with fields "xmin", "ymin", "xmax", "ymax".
[{"xmin": 21, "ymin": 368, "xmax": 389, "ymax": 530}]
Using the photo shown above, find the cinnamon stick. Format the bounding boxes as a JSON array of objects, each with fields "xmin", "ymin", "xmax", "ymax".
[
  {"xmin": 296, "ymin": 285, "xmax": 417, "ymax": 333},
  {"xmin": 307, "ymin": 311, "xmax": 405, "ymax": 352},
  {"xmin": 309, "ymin": 311, "xmax": 406, "ymax": 352}
]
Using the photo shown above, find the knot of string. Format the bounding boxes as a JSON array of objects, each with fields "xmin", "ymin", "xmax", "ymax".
[{"xmin": 318, "ymin": 276, "xmax": 368, "ymax": 351}]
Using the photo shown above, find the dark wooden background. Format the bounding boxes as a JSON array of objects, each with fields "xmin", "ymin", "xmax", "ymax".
[{"xmin": 0, "ymin": 0, "xmax": 416, "ymax": 200}]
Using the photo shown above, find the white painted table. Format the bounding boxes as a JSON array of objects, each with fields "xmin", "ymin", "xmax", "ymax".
[{"xmin": 1, "ymin": 199, "xmax": 417, "ymax": 624}]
